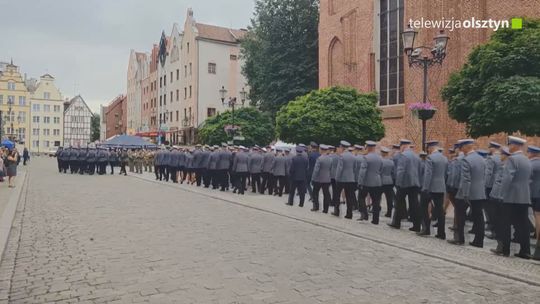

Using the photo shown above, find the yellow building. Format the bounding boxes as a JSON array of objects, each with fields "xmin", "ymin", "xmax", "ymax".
[
  {"xmin": 29, "ymin": 74, "xmax": 64, "ymax": 153},
  {"xmin": 0, "ymin": 61, "xmax": 30, "ymax": 145}
]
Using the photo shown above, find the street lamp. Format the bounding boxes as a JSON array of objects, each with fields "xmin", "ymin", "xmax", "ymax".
[
  {"xmin": 239, "ymin": 87, "xmax": 247, "ymax": 106},
  {"xmin": 219, "ymin": 86, "xmax": 228, "ymax": 105},
  {"xmin": 401, "ymin": 25, "xmax": 449, "ymax": 151}
]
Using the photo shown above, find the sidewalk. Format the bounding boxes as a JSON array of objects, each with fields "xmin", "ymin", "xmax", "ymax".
[
  {"xmin": 0, "ymin": 167, "xmax": 27, "ymax": 262},
  {"xmin": 130, "ymin": 170, "xmax": 540, "ymax": 286}
]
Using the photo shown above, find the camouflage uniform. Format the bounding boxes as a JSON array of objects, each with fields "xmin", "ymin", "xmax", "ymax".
[
  {"xmin": 145, "ymin": 151, "xmax": 154, "ymax": 173},
  {"xmin": 128, "ymin": 150, "xmax": 135, "ymax": 172},
  {"xmin": 135, "ymin": 151, "xmax": 143, "ymax": 174}
]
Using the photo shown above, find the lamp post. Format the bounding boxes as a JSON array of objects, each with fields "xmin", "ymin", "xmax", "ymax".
[
  {"xmin": 220, "ymin": 86, "xmax": 240, "ymax": 143},
  {"xmin": 401, "ymin": 25, "xmax": 449, "ymax": 151},
  {"xmin": 0, "ymin": 109, "xmax": 3, "ymax": 140}
]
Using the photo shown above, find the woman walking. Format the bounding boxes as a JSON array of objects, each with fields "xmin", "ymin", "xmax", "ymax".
[{"xmin": 6, "ymin": 149, "xmax": 20, "ymax": 188}]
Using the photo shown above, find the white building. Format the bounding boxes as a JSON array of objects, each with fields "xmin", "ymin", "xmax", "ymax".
[
  {"xmin": 29, "ymin": 74, "xmax": 64, "ymax": 152},
  {"xmin": 180, "ymin": 9, "xmax": 249, "ymax": 144},
  {"xmin": 126, "ymin": 50, "xmax": 147, "ymax": 135},
  {"xmin": 161, "ymin": 23, "xmax": 183, "ymax": 145},
  {"xmin": 63, "ymin": 95, "xmax": 93, "ymax": 147}
]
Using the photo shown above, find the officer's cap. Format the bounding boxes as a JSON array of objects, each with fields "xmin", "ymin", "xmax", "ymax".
[
  {"xmin": 527, "ymin": 145, "xmax": 540, "ymax": 153},
  {"xmin": 419, "ymin": 151, "xmax": 427, "ymax": 156},
  {"xmin": 298, "ymin": 143, "xmax": 306, "ymax": 148},
  {"xmin": 448, "ymin": 147, "xmax": 455, "ymax": 153},
  {"xmin": 508, "ymin": 136, "xmax": 526, "ymax": 146},
  {"xmin": 340, "ymin": 140, "xmax": 351, "ymax": 147},
  {"xmin": 426, "ymin": 140, "xmax": 439, "ymax": 147},
  {"xmin": 320, "ymin": 144, "xmax": 329, "ymax": 150},
  {"xmin": 347, "ymin": 147, "xmax": 355, "ymax": 151},
  {"xmin": 399, "ymin": 139, "xmax": 412, "ymax": 145},
  {"xmin": 295, "ymin": 146, "xmax": 304, "ymax": 153},
  {"xmin": 365, "ymin": 141, "xmax": 377, "ymax": 147},
  {"xmin": 380, "ymin": 147, "xmax": 390, "ymax": 153},
  {"xmin": 310, "ymin": 141, "xmax": 318, "ymax": 148},
  {"xmin": 354, "ymin": 144, "xmax": 364, "ymax": 150},
  {"xmin": 457, "ymin": 139, "xmax": 475, "ymax": 147},
  {"xmin": 477, "ymin": 149, "xmax": 489, "ymax": 157},
  {"xmin": 392, "ymin": 144, "xmax": 400, "ymax": 149},
  {"xmin": 221, "ymin": 143, "xmax": 228, "ymax": 147},
  {"xmin": 501, "ymin": 147, "xmax": 511, "ymax": 156},
  {"xmin": 262, "ymin": 147, "xmax": 267, "ymax": 152},
  {"xmin": 488, "ymin": 141, "xmax": 501, "ymax": 148},
  {"xmin": 328, "ymin": 145, "xmax": 335, "ymax": 150}
]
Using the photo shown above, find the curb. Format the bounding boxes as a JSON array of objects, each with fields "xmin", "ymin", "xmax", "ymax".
[
  {"xmin": 0, "ymin": 170, "xmax": 28, "ymax": 262},
  {"xmin": 130, "ymin": 173, "xmax": 540, "ymax": 287}
]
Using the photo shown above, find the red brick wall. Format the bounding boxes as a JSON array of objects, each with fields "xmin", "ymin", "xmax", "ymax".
[
  {"xmin": 319, "ymin": 0, "xmax": 540, "ymax": 150},
  {"xmin": 105, "ymin": 95, "xmax": 127, "ymax": 139}
]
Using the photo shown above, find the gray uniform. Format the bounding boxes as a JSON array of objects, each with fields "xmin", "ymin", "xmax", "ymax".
[
  {"xmin": 391, "ymin": 149, "xmax": 421, "ymax": 229},
  {"xmin": 233, "ymin": 152, "xmax": 249, "ymax": 173},
  {"xmin": 271, "ymin": 155, "xmax": 288, "ymax": 177},
  {"xmin": 381, "ymin": 158, "xmax": 394, "ymax": 186},
  {"xmin": 335, "ymin": 151, "xmax": 358, "ymax": 218},
  {"xmin": 422, "ymin": 151, "xmax": 448, "ymax": 193},
  {"xmin": 248, "ymin": 153, "xmax": 263, "ymax": 174},
  {"xmin": 312, "ymin": 155, "xmax": 333, "ymax": 184},
  {"xmin": 395, "ymin": 149, "xmax": 421, "ymax": 188},
  {"xmin": 357, "ymin": 152, "xmax": 383, "ymax": 187},
  {"xmin": 531, "ymin": 157, "xmax": 540, "ymax": 200},
  {"xmin": 485, "ymin": 153, "xmax": 502, "ymax": 190}
]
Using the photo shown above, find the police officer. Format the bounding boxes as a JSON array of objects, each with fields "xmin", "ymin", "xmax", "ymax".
[
  {"xmin": 488, "ymin": 146, "xmax": 510, "ymax": 254},
  {"xmin": 388, "ymin": 139, "xmax": 421, "ymax": 231},
  {"xmin": 333, "ymin": 141, "xmax": 358, "ymax": 219},
  {"xmin": 493, "ymin": 136, "xmax": 532, "ymax": 259},
  {"xmin": 232, "ymin": 146, "xmax": 249, "ymax": 194},
  {"xmin": 329, "ymin": 146, "xmax": 339, "ymax": 207},
  {"xmin": 168, "ymin": 147, "xmax": 179, "ymax": 183},
  {"xmin": 357, "ymin": 141, "xmax": 383, "ymax": 224},
  {"xmin": 306, "ymin": 142, "xmax": 320, "ymax": 202},
  {"xmin": 86, "ymin": 147, "xmax": 97, "ymax": 175},
  {"xmin": 354, "ymin": 144, "xmax": 369, "ymax": 219},
  {"xmin": 484, "ymin": 142, "xmax": 502, "ymax": 238},
  {"xmin": 128, "ymin": 149, "xmax": 135, "ymax": 173},
  {"xmin": 528, "ymin": 145, "xmax": 540, "ymax": 261},
  {"xmin": 311, "ymin": 145, "xmax": 332, "ymax": 213},
  {"xmin": 108, "ymin": 148, "xmax": 118, "ymax": 175},
  {"xmin": 161, "ymin": 148, "xmax": 171, "ymax": 181},
  {"xmin": 61, "ymin": 147, "xmax": 71, "ymax": 173},
  {"xmin": 183, "ymin": 149, "xmax": 194, "ymax": 184},
  {"xmin": 248, "ymin": 147, "xmax": 264, "ymax": 193},
  {"xmin": 120, "ymin": 149, "xmax": 128, "ymax": 175},
  {"xmin": 200, "ymin": 146, "xmax": 211, "ymax": 187},
  {"xmin": 207, "ymin": 146, "xmax": 219, "ymax": 189},
  {"xmin": 55, "ymin": 147, "xmax": 64, "ymax": 172},
  {"xmin": 154, "ymin": 149, "xmax": 163, "ymax": 180},
  {"xmin": 69, "ymin": 147, "xmax": 79, "ymax": 174},
  {"xmin": 271, "ymin": 149, "xmax": 288, "ymax": 197},
  {"xmin": 380, "ymin": 147, "xmax": 395, "ymax": 217},
  {"xmin": 448, "ymin": 139, "xmax": 486, "ymax": 247},
  {"xmin": 287, "ymin": 146, "xmax": 309, "ymax": 207},
  {"xmin": 418, "ymin": 140, "xmax": 448, "ymax": 238},
  {"xmin": 261, "ymin": 147, "xmax": 275, "ymax": 195}
]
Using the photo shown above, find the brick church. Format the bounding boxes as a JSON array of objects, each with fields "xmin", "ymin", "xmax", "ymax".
[{"xmin": 319, "ymin": 0, "xmax": 540, "ymax": 149}]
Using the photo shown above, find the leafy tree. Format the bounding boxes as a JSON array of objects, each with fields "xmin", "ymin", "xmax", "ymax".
[
  {"xmin": 275, "ymin": 87, "xmax": 385, "ymax": 146},
  {"xmin": 91, "ymin": 114, "xmax": 100, "ymax": 142},
  {"xmin": 442, "ymin": 18, "xmax": 540, "ymax": 137},
  {"xmin": 241, "ymin": 0, "xmax": 319, "ymax": 116},
  {"xmin": 198, "ymin": 107, "xmax": 275, "ymax": 146}
]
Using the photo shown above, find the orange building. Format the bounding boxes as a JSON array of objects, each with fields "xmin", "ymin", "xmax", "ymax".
[{"xmin": 104, "ymin": 94, "xmax": 127, "ymax": 139}]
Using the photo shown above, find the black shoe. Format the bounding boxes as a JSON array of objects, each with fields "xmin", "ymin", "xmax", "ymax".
[
  {"xmin": 435, "ymin": 234, "xmax": 446, "ymax": 240},
  {"xmin": 285, "ymin": 202, "xmax": 293, "ymax": 206},
  {"xmin": 322, "ymin": 210, "xmax": 328, "ymax": 214},
  {"xmin": 371, "ymin": 220, "xmax": 379, "ymax": 225},
  {"xmin": 448, "ymin": 226, "xmax": 456, "ymax": 231},
  {"xmin": 469, "ymin": 242, "xmax": 483, "ymax": 248},
  {"xmin": 514, "ymin": 253, "xmax": 531, "ymax": 260},
  {"xmin": 344, "ymin": 215, "xmax": 352, "ymax": 219},
  {"xmin": 384, "ymin": 213, "xmax": 391, "ymax": 218},
  {"xmin": 331, "ymin": 211, "xmax": 340, "ymax": 217},
  {"xmin": 299, "ymin": 204, "xmax": 304, "ymax": 207},
  {"xmin": 447, "ymin": 239, "xmax": 464, "ymax": 246},
  {"xmin": 310, "ymin": 208, "xmax": 319, "ymax": 212},
  {"xmin": 432, "ymin": 222, "xmax": 438, "ymax": 228},
  {"xmin": 387, "ymin": 223, "xmax": 400, "ymax": 229},
  {"xmin": 417, "ymin": 230, "xmax": 430, "ymax": 236},
  {"xmin": 490, "ymin": 248, "xmax": 510, "ymax": 257},
  {"xmin": 485, "ymin": 233, "xmax": 495, "ymax": 240},
  {"xmin": 468, "ymin": 229, "xmax": 475, "ymax": 234},
  {"xmin": 409, "ymin": 227, "xmax": 420, "ymax": 232}
]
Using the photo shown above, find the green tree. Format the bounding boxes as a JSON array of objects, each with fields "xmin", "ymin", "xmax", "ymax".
[
  {"xmin": 241, "ymin": 0, "xmax": 319, "ymax": 116},
  {"xmin": 276, "ymin": 87, "xmax": 385, "ymax": 146},
  {"xmin": 198, "ymin": 107, "xmax": 275, "ymax": 146},
  {"xmin": 91, "ymin": 114, "xmax": 100, "ymax": 142},
  {"xmin": 442, "ymin": 18, "xmax": 540, "ymax": 137}
]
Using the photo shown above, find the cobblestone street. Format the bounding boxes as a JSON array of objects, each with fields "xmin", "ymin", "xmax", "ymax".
[{"xmin": 0, "ymin": 158, "xmax": 539, "ymax": 304}]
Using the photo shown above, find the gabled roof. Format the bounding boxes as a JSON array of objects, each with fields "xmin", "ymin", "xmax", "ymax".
[
  {"xmin": 195, "ymin": 23, "xmax": 247, "ymax": 44},
  {"xmin": 65, "ymin": 95, "xmax": 94, "ymax": 117},
  {"xmin": 41, "ymin": 73, "xmax": 55, "ymax": 79}
]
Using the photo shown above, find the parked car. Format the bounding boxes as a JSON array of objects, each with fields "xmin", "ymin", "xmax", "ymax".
[{"xmin": 48, "ymin": 146, "xmax": 59, "ymax": 157}]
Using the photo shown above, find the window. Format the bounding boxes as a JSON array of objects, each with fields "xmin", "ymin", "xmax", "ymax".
[
  {"xmin": 7, "ymin": 81, "xmax": 15, "ymax": 90},
  {"xmin": 170, "ymin": 72, "xmax": 173, "ymax": 83},
  {"xmin": 32, "ymin": 104, "xmax": 40, "ymax": 112},
  {"xmin": 43, "ymin": 129, "xmax": 50, "ymax": 136},
  {"xmin": 159, "ymin": 95, "xmax": 162, "ymax": 106},
  {"xmin": 44, "ymin": 116, "xmax": 50, "ymax": 124},
  {"xmin": 44, "ymin": 141, "xmax": 50, "ymax": 148},
  {"xmin": 184, "ymin": 88, "xmax": 187, "ymax": 99},
  {"xmin": 164, "ymin": 75, "xmax": 166, "ymax": 85},
  {"xmin": 379, "ymin": 0, "xmax": 404, "ymax": 106},
  {"xmin": 19, "ymin": 96, "xmax": 26, "ymax": 106},
  {"xmin": 176, "ymin": 111, "xmax": 179, "ymax": 122},
  {"xmin": 44, "ymin": 105, "xmax": 51, "ymax": 112},
  {"xmin": 44, "ymin": 92, "xmax": 50, "ymax": 99},
  {"xmin": 189, "ymin": 86, "xmax": 192, "ymax": 98},
  {"xmin": 163, "ymin": 94, "xmax": 166, "ymax": 105},
  {"xmin": 33, "ymin": 116, "xmax": 40, "ymax": 123},
  {"xmin": 189, "ymin": 63, "xmax": 192, "ymax": 75},
  {"xmin": 176, "ymin": 89, "xmax": 179, "ymax": 101},
  {"xmin": 170, "ymin": 112, "xmax": 173, "ymax": 122},
  {"xmin": 160, "ymin": 77, "xmax": 162, "ymax": 88},
  {"xmin": 53, "ymin": 129, "xmax": 60, "ymax": 136},
  {"xmin": 207, "ymin": 108, "xmax": 216, "ymax": 117},
  {"xmin": 184, "ymin": 65, "xmax": 187, "ymax": 77},
  {"xmin": 7, "ymin": 95, "xmax": 14, "ymax": 105},
  {"xmin": 18, "ymin": 128, "xmax": 25, "ymax": 140},
  {"xmin": 170, "ymin": 91, "xmax": 173, "ymax": 102},
  {"xmin": 32, "ymin": 140, "xmax": 39, "ymax": 148},
  {"xmin": 18, "ymin": 111, "xmax": 26, "ymax": 123},
  {"xmin": 54, "ymin": 105, "xmax": 61, "ymax": 112},
  {"xmin": 176, "ymin": 69, "xmax": 180, "ymax": 80},
  {"xmin": 0, "ymin": 95, "xmax": 3, "ymax": 105},
  {"xmin": 33, "ymin": 128, "xmax": 39, "ymax": 136},
  {"xmin": 230, "ymin": 55, "xmax": 237, "ymax": 61},
  {"xmin": 208, "ymin": 63, "xmax": 216, "ymax": 74},
  {"xmin": 54, "ymin": 117, "xmax": 60, "ymax": 124},
  {"xmin": 187, "ymin": 42, "xmax": 190, "ymax": 53}
]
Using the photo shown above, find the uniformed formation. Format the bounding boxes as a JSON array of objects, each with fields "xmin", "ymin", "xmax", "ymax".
[
  {"xmin": 55, "ymin": 147, "xmax": 155, "ymax": 176},
  {"xmin": 55, "ymin": 136, "xmax": 540, "ymax": 261}
]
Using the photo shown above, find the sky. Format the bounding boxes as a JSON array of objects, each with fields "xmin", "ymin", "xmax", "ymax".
[{"xmin": 1, "ymin": 0, "xmax": 255, "ymax": 114}]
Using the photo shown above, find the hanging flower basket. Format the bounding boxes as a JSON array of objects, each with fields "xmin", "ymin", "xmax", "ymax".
[{"xmin": 409, "ymin": 102, "xmax": 437, "ymax": 120}]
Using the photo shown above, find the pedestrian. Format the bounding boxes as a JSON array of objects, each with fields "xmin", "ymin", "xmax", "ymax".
[
  {"xmin": 22, "ymin": 147, "xmax": 30, "ymax": 165},
  {"xmin": 271, "ymin": 149, "xmax": 288, "ymax": 197},
  {"xmin": 380, "ymin": 147, "xmax": 395, "ymax": 218},
  {"xmin": 492, "ymin": 136, "xmax": 532, "ymax": 259},
  {"xmin": 200, "ymin": 146, "xmax": 211, "ymax": 187},
  {"xmin": 388, "ymin": 139, "xmax": 421, "ymax": 231},
  {"xmin": 217, "ymin": 144, "xmax": 232, "ymax": 191},
  {"xmin": 287, "ymin": 146, "xmax": 309, "ymax": 207},
  {"xmin": 120, "ymin": 149, "xmax": 128, "ymax": 176},
  {"xmin": 0, "ymin": 149, "xmax": 6, "ymax": 183},
  {"xmin": 333, "ymin": 141, "xmax": 358, "ymax": 219},
  {"xmin": 311, "ymin": 145, "xmax": 332, "ymax": 213},
  {"xmin": 484, "ymin": 142, "xmax": 502, "ymax": 238},
  {"xmin": 248, "ymin": 147, "xmax": 263, "ymax": 193},
  {"xmin": 448, "ymin": 139, "xmax": 486, "ymax": 247},
  {"xmin": 128, "ymin": 150, "xmax": 135, "ymax": 173},
  {"xmin": 527, "ymin": 145, "xmax": 540, "ymax": 261},
  {"xmin": 6, "ymin": 149, "xmax": 19, "ymax": 188},
  {"xmin": 109, "ymin": 148, "xmax": 118, "ymax": 175},
  {"xmin": 69, "ymin": 147, "xmax": 79, "ymax": 174},
  {"xmin": 232, "ymin": 146, "xmax": 249, "ymax": 195},
  {"xmin": 87, "ymin": 148, "xmax": 97, "ymax": 175},
  {"xmin": 207, "ymin": 146, "xmax": 219, "ymax": 189},
  {"xmin": 261, "ymin": 147, "xmax": 275, "ymax": 195},
  {"xmin": 357, "ymin": 141, "xmax": 383, "ymax": 224},
  {"xmin": 306, "ymin": 142, "xmax": 320, "ymax": 202},
  {"xmin": 418, "ymin": 140, "xmax": 448, "ymax": 238}
]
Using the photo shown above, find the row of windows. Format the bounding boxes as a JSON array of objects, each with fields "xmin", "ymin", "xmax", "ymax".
[
  {"xmin": 3, "ymin": 111, "xmax": 27, "ymax": 123},
  {"xmin": 64, "ymin": 128, "xmax": 90, "ymax": 135},
  {"xmin": 31, "ymin": 116, "xmax": 61, "ymax": 124},
  {"xmin": 31, "ymin": 104, "xmax": 62, "ymax": 112},
  {"xmin": 4, "ymin": 127, "xmax": 25, "ymax": 138},
  {"xmin": 0, "ymin": 95, "xmax": 27, "ymax": 106},
  {"xmin": 32, "ymin": 140, "xmax": 61, "ymax": 148},
  {"xmin": 32, "ymin": 128, "xmax": 61, "ymax": 136}
]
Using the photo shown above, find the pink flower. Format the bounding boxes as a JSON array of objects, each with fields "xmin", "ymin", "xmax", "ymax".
[{"xmin": 408, "ymin": 102, "xmax": 436, "ymax": 111}]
